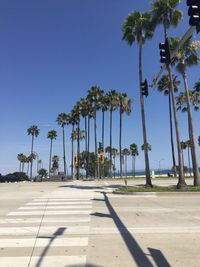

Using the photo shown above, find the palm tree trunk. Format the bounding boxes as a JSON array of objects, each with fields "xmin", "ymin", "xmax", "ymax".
[
  {"xmin": 94, "ymin": 111, "xmax": 98, "ymax": 178},
  {"xmin": 19, "ymin": 162, "xmax": 21, "ymax": 172},
  {"xmin": 168, "ymin": 89, "xmax": 177, "ymax": 176},
  {"xmin": 134, "ymin": 156, "xmax": 136, "ymax": 177},
  {"xmin": 27, "ymin": 162, "xmax": 29, "ymax": 176},
  {"xmin": 119, "ymin": 108, "xmax": 122, "ymax": 178},
  {"xmin": 49, "ymin": 140, "xmax": 53, "ymax": 176},
  {"xmin": 110, "ymin": 110, "xmax": 113, "ymax": 178},
  {"xmin": 77, "ymin": 121, "xmax": 80, "ymax": 180},
  {"xmin": 138, "ymin": 37, "xmax": 152, "ymax": 187},
  {"xmin": 87, "ymin": 117, "xmax": 90, "ymax": 177},
  {"xmin": 182, "ymin": 63, "xmax": 200, "ymax": 185},
  {"xmin": 62, "ymin": 126, "xmax": 67, "ymax": 176},
  {"xmin": 163, "ymin": 16, "xmax": 186, "ymax": 188},
  {"xmin": 22, "ymin": 163, "xmax": 24, "ymax": 173},
  {"xmin": 85, "ymin": 116, "xmax": 88, "ymax": 178},
  {"xmin": 114, "ymin": 156, "xmax": 116, "ymax": 178},
  {"xmin": 125, "ymin": 156, "xmax": 127, "ymax": 177},
  {"xmin": 168, "ymin": 65, "xmax": 187, "ymax": 188},
  {"xmin": 30, "ymin": 135, "xmax": 34, "ymax": 179},
  {"xmin": 71, "ymin": 125, "xmax": 74, "ymax": 179},
  {"xmin": 187, "ymin": 146, "xmax": 191, "ymax": 177},
  {"xmin": 102, "ymin": 110, "xmax": 105, "ymax": 178}
]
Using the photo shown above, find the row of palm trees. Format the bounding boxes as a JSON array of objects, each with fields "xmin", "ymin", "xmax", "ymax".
[
  {"xmin": 122, "ymin": 0, "xmax": 200, "ymax": 188},
  {"xmin": 56, "ymin": 88, "xmax": 132, "ymax": 180}
]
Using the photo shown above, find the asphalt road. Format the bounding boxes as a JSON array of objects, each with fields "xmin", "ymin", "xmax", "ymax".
[{"xmin": 0, "ymin": 178, "xmax": 199, "ymax": 267}]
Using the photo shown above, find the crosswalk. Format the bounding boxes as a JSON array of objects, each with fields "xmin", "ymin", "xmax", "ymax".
[{"xmin": 0, "ymin": 187, "xmax": 93, "ymax": 267}]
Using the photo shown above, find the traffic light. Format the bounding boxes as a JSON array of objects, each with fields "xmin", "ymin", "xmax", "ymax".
[
  {"xmin": 187, "ymin": 0, "xmax": 200, "ymax": 33},
  {"xmin": 159, "ymin": 38, "xmax": 171, "ymax": 64},
  {"xmin": 141, "ymin": 79, "xmax": 148, "ymax": 97},
  {"xmin": 74, "ymin": 154, "xmax": 78, "ymax": 165},
  {"xmin": 99, "ymin": 152, "xmax": 104, "ymax": 164},
  {"xmin": 98, "ymin": 142, "xmax": 103, "ymax": 153}
]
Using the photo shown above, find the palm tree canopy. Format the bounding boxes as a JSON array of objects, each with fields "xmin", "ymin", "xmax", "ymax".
[
  {"xmin": 56, "ymin": 113, "xmax": 68, "ymax": 127},
  {"xmin": 141, "ymin": 143, "xmax": 152, "ymax": 151},
  {"xmin": 158, "ymin": 74, "xmax": 180, "ymax": 95},
  {"xmin": 180, "ymin": 141, "xmax": 187, "ymax": 150},
  {"xmin": 194, "ymin": 79, "xmax": 200, "ymax": 92},
  {"xmin": 105, "ymin": 146, "xmax": 111, "ymax": 154},
  {"xmin": 73, "ymin": 128, "xmax": 85, "ymax": 141},
  {"xmin": 107, "ymin": 90, "xmax": 119, "ymax": 112},
  {"xmin": 98, "ymin": 94, "xmax": 109, "ymax": 112},
  {"xmin": 78, "ymin": 98, "xmax": 90, "ymax": 118},
  {"xmin": 27, "ymin": 125, "xmax": 40, "ymax": 137},
  {"xmin": 122, "ymin": 148, "xmax": 130, "ymax": 156},
  {"xmin": 170, "ymin": 37, "xmax": 200, "ymax": 73},
  {"xmin": 111, "ymin": 148, "xmax": 118, "ymax": 157},
  {"xmin": 122, "ymin": 11, "xmax": 154, "ymax": 45},
  {"xmin": 52, "ymin": 155, "xmax": 59, "ymax": 162},
  {"xmin": 119, "ymin": 93, "xmax": 132, "ymax": 115},
  {"xmin": 130, "ymin": 143, "xmax": 139, "ymax": 156},
  {"xmin": 47, "ymin": 130, "xmax": 57, "ymax": 140},
  {"xmin": 151, "ymin": 0, "xmax": 183, "ymax": 30},
  {"xmin": 176, "ymin": 90, "xmax": 199, "ymax": 112},
  {"xmin": 87, "ymin": 86, "xmax": 104, "ymax": 112}
]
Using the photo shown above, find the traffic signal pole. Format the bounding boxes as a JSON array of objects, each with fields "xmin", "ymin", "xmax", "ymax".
[{"xmin": 152, "ymin": 26, "xmax": 196, "ymax": 88}]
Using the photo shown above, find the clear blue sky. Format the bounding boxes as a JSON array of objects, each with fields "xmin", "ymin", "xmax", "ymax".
[{"xmin": 0, "ymin": 0, "xmax": 199, "ymax": 175}]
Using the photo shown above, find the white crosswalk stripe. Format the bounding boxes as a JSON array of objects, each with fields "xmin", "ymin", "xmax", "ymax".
[{"xmin": 0, "ymin": 188, "xmax": 93, "ymax": 267}]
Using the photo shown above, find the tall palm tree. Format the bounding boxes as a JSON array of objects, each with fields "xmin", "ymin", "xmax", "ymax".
[
  {"xmin": 87, "ymin": 86, "xmax": 104, "ymax": 178},
  {"xmin": 47, "ymin": 130, "xmax": 57, "ymax": 176},
  {"xmin": 56, "ymin": 113, "xmax": 68, "ymax": 176},
  {"xmin": 27, "ymin": 125, "xmax": 40, "ymax": 179},
  {"xmin": 17, "ymin": 153, "xmax": 25, "ymax": 172},
  {"xmin": 151, "ymin": 0, "xmax": 187, "ymax": 189},
  {"xmin": 172, "ymin": 36, "xmax": 200, "ymax": 186},
  {"xmin": 98, "ymin": 94, "xmax": 109, "ymax": 178},
  {"xmin": 158, "ymin": 74, "xmax": 180, "ymax": 176},
  {"xmin": 72, "ymin": 103, "xmax": 82, "ymax": 179},
  {"xmin": 122, "ymin": 148, "xmax": 130, "ymax": 178},
  {"xmin": 130, "ymin": 143, "xmax": 139, "ymax": 177},
  {"xmin": 122, "ymin": 11, "xmax": 154, "ymax": 187},
  {"xmin": 67, "ymin": 111, "xmax": 78, "ymax": 178},
  {"xmin": 118, "ymin": 93, "xmax": 132, "ymax": 178},
  {"xmin": 107, "ymin": 90, "xmax": 119, "ymax": 178}
]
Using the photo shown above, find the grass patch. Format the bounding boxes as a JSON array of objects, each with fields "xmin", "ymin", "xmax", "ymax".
[{"xmin": 115, "ymin": 185, "xmax": 200, "ymax": 193}]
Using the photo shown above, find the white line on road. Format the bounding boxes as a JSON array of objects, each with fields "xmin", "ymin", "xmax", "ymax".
[
  {"xmin": 26, "ymin": 201, "xmax": 92, "ymax": 205},
  {"xmin": 0, "ymin": 255, "xmax": 86, "ymax": 267},
  {"xmin": 8, "ymin": 210, "xmax": 91, "ymax": 216},
  {"xmin": 0, "ymin": 217, "xmax": 91, "ymax": 224},
  {"xmin": 0, "ymin": 237, "xmax": 88, "ymax": 247},
  {"xmin": 18, "ymin": 206, "xmax": 92, "ymax": 210}
]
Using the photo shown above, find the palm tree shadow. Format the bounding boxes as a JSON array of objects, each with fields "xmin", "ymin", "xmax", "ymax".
[
  {"xmin": 98, "ymin": 192, "xmax": 171, "ymax": 267},
  {"xmin": 34, "ymin": 227, "xmax": 66, "ymax": 267}
]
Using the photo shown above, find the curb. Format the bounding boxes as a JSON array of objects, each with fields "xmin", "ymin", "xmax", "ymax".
[{"xmin": 113, "ymin": 191, "xmax": 200, "ymax": 196}]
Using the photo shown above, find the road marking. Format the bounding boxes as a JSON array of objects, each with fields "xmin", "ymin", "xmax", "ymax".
[
  {"xmin": 0, "ymin": 237, "xmax": 88, "ymax": 247},
  {"xmin": 18, "ymin": 205, "xmax": 92, "ymax": 210},
  {"xmin": 26, "ymin": 201, "xmax": 92, "ymax": 205},
  {"xmin": 8, "ymin": 210, "xmax": 91, "ymax": 216},
  {"xmin": 0, "ymin": 217, "xmax": 91, "ymax": 224},
  {"xmin": 0, "ymin": 226, "xmax": 90, "ymax": 235},
  {"xmin": 0, "ymin": 255, "xmax": 86, "ymax": 267},
  {"xmin": 33, "ymin": 198, "xmax": 92, "ymax": 201}
]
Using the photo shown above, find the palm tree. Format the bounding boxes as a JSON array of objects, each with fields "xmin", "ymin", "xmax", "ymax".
[
  {"xmin": 107, "ymin": 90, "xmax": 119, "ymax": 178},
  {"xmin": 151, "ymin": 0, "xmax": 187, "ymax": 189},
  {"xmin": 130, "ymin": 143, "xmax": 139, "ymax": 177},
  {"xmin": 51, "ymin": 155, "xmax": 60, "ymax": 175},
  {"xmin": 27, "ymin": 125, "xmax": 40, "ymax": 179},
  {"xmin": 141, "ymin": 143, "xmax": 152, "ymax": 151},
  {"xmin": 122, "ymin": 148, "xmax": 130, "ymax": 178},
  {"xmin": 98, "ymin": 94, "xmax": 109, "ymax": 178},
  {"xmin": 158, "ymin": 75, "xmax": 180, "ymax": 176},
  {"xmin": 56, "ymin": 113, "xmax": 68, "ymax": 176},
  {"xmin": 118, "ymin": 93, "xmax": 132, "ymax": 178},
  {"xmin": 47, "ymin": 130, "xmax": 57, "ymax": 176},
  {"xmin": 17, "ymin": 153, "xmax": 25, "ymax": 172},
  {"xmin": 87, "ymin": 86, "xmax": 104, "ymax": 178},
  {"xmin": 172, "ymin": 36, "xmax": 200, "ymax": 186},
  {"xmin": 122, "ymin": 11, "xmax": 154, "ymax": 187}
]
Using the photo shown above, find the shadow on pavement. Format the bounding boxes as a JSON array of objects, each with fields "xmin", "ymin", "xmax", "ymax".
[
  {"xmin": 68, "ymin": 264, "xmax": 102, "ymax": 267},
  {"xmin": 148, "ymin": 248, "xmax": 171, "ymax": 267},
  {"xmin": 91, "ymin": 192, "xmax": 171, "ymax": 267},
  {"xmin": 33, "ymin": 227, "xmax": 66, "ymax": 267}
]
